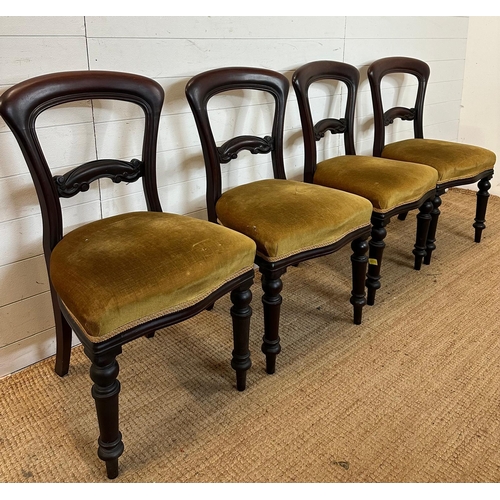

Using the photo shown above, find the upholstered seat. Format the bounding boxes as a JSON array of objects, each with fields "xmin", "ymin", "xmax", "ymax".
[
  {"xmin": 381, "ymin": 138, "xmax": 496, "ymax": 184},
  {"xmin": 216, "ymin": 179, "xmax": 372, "ymax": 261},
  {"xmin": 368, "ymin": 56, "xmax": 496, "ymax": 248},
  {"xmin": 313, "ymin": 156, "xmax": 438, "ymax": 213},
  {"xmin": 51, "ymin": 211, "xmax": 256, "ymax": 342}
]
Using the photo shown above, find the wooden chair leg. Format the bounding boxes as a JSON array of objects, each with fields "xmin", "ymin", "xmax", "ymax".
[
  {"xmin": 398, "ymin": 211, "xmax": 409, "ymax": 221},
  {"xmin": 424, "ymin": 193, "xmax": 442, "ymax": 265},
  {"xmin": 473, "ymin": 175, "xmax": 492, "ymax": 243},
  {"xmin": 87, "ymin": 347, "xmax": 124, "ymax": 480},
  {"xmin": 50, "ymin": 286, "xmax": 72, "ymax": 377},
  {"xmin": 230, "ymin": 281, "xmax": 253, "ymax": 391},
  {"xmin": 351, "ymin": 237, "xmax": 369, "ymax": 324},
  {"xmin": 413, "ymin": 198, "xmax": 433, "ymax": 270},
  {"xmin": 366, "ymin": 217, "xmax": 387, "ymax": 306},
  {"xmin": 260, "ymin": 268, "xmax": 285, "ymax": 375}
]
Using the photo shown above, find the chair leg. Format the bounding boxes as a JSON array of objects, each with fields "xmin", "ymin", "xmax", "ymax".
[
  {"xmin": 424, "ymin": 193, "xmax": 442, "ymax": 265},
  {"xmin": 351, "ymin": 237, "xmax": 369, "ymax": 324},
  {"xmin": 412, "ymin": 198, "xmax": 433, "ymax": 270},
  {"xmin": 366, "ymin": 217, "xmax": 387, "ymax": 306},
  {"xmin": 260, "ymin": 268, "xmax": 285, "ymax": 375},
  {"xmin": 50, "ymin": 286, "xmax": 72, "ymax": 377},
  {"xmin": 230, "ymin": 281, "xmax": 253, "ymax": 391},
  {"xmin": 87, "ymin": 347, "xmax": 124, "ymax": 480},
  {"xmin": 473, "ymin": 175, "xmax": 492, "ymax": 243},
  {"xmin": 398, "ymin": 211, "xmax": 409, "ymax": 221}
]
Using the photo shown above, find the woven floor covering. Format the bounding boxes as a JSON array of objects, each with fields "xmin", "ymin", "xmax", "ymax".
[{"xmin": 1, "ymin": 188, "xmax": 500, "ymax": 483}]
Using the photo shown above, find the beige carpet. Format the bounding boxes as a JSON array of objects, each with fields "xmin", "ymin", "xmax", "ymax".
[{"xmin": 1, "ymin": 188, "xmax": 500, "ymax": 483}]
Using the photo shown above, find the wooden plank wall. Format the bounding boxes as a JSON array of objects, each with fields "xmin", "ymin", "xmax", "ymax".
[{"xmin": 0, "ymin": 16, "xmax": 469, "ymax": 377}]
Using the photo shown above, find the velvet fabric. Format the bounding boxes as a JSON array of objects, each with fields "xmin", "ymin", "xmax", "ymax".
[
  {"xmin": 215, "ymin": 179, "xmax": 372, "ymax": 261},
  {"xmin": 381, "ymin": 139, "xmax": 496, "ymax": 183},
  {"xmin": 314, "ymin": 155, "xmax": 438, "ymax": 213},
  {"xmin": 50, "ymin": 212, "xmax": 256, "ymax": 342}
]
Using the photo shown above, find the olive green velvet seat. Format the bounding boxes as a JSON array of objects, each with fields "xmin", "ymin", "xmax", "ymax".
[
  {"xmin": 368, "ymin": 56, "xmax": 496, "ymax": 250},
  {"xmin": 216, "ymin": 179, "xmax": 372, "ymax": 262},
  {"xmin": 292, "ymin": 60, "xmax": 438, "ymax": 307},
  {"xmin": 0, "ymin": 70, "xmax": 257, "ymax": 480},
  {"xmin": 50, "ymin": 211, "xmax": 256, "ymax": 343},
  {"xmin": 313, "ymin": 155, "xmax": 438, "ymax": 213},
  {"xmin": 186, "ymin": 67, "xmax": 372, "ymax": 377},
  {"xmin": 381, "ymin": 138, "xmax": 496, "ymax": 184}
]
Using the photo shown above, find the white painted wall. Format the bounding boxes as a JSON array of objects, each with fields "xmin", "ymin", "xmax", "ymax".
[
  {"xmin": 0, "ymin": 16, "xmax": 476, "ymax": 377},
  {"xmin": 459, "ymin": 16, "xmax": 500, "ymax": 196}
]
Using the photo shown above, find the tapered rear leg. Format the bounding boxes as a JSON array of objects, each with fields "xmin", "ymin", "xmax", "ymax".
[
  {"xmin": 52, "ymin": 287, "xmax": 72, "ymax": 376},
  {"xmin": 413, "ymin": 199, "xmax": 433, "ymax": 270},
  {"xmin": 260, "ymin": 267, "xmax": 285, "ymax": 375},
  {"xmin": 473, "ymin": 175, "xmax": 492, "ymax": 243},
  {"xmin": 230, "ymin": 280, "xmax": 253, "ymax": 391},
  {"xmin": 398, "ymin": 211, "xmax": 409, "ymax": 221},
  {"xmin": 351, "ymin": 237, "xmax": 369, "ymax": 324}
]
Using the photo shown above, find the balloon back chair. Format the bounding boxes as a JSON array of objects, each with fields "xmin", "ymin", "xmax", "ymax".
[
  {"xmin": 185, "ymin": 67, "xmax": 373, "ymax": 375},
  {"xmin": 0, "ymin": 71, "xmax": 257, "ymax": 479},
  {"xmin": 368, "ymin": 56, "xmax": 496, "ymax": 261},
  {"xmin": 292, "ymin": 60, "xmax": 438, "ymax": 306}
]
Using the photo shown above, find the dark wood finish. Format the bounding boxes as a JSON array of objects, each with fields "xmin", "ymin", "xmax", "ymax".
[
  {"xmin": 186, "ymin": 66, "xmax": 370, "ymax": 374},
  {"xmin": 292, "ymin": 60, "xmax": 437, "ymax": 305},
  {"xmin": 368, "ymin": 56, "xmax": 495, "ymax": 249},
  {"xmin": 0, "ymin": 70, "xmax": 255, "ymax": 479}
]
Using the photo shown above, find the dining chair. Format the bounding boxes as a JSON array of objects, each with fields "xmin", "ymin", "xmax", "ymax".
[
  {"xmin": 368, "ymin": 56, "xmax": 496, "ymax": 262},
  {"xmin": 185, "ymin": 66, "xmax": 373, "ymax": 375},
  {"xmin": 0, "ymin": 70, "xmax": 256, "ymax": 479},
  {"xmin": 292, "ymin": 60, "xmax": 438, "ymax": 305}
]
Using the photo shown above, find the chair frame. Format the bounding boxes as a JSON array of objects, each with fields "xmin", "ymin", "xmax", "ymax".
[
  {"xmin": 292, "ymin": 60, "xmax": 435, "ymax": 305},
  {"xmin": 0, "ymin": 70, "xmax": 254, "ymax": 479},
  {"xmin": 186, "ymin": 66, "xmax": 370, "ymax": 375},
  {"xmin": 368, "ymin": 56, "xmax": 494, "ymax": 256}
]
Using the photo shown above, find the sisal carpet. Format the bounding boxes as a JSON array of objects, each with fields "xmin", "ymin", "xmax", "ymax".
[{"xmin": 1, "ymin": 188, "xmax": 500, "ymax": 483}]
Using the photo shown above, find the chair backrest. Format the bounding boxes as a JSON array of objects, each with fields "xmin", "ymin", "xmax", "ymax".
[
  {"xmin": 367, "ymin": 56, "xmax": 430, "ymax": 156},
  {"xmin": 292, "ymin": 60, "xmax": 359, "ymax": 183},
  {"xmin": 0, "ymin": 70, "xmax": 165, "ymax": 269},
  {"xmin": 185, "ymin": 67, "xmax": 289, "ymax": 223}
]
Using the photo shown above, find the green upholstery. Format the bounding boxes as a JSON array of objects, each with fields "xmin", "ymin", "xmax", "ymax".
[
  {"xmin": 215, "ymin": 179, "xmax": 372, "ymax": 261},
  {"xmin": 314, "ymin": 155, "xmax": 438, "ymax": 213},
  {"xmin": 382, "ymin": 139, "xmax": 496, "ymax": 183},
  {"xmin": 50, "ymin": 212, "xmax": 256, "ymax": 342}
]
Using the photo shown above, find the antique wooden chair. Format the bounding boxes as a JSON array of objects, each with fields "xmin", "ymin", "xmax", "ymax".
[
  {"xmin": 0, "ymin": 70, "xmax": 257, "ymax": 479},
  {"xmin": 368, "ymin": 56, "xmax": 496, "ymax": 262},
  {"xmin": 185, "ymin": 67, "xmax": 373, "ymax": 375},
  {"xmin": 292, "ymin": 60, "xmax": 438, "ymax": 306}
]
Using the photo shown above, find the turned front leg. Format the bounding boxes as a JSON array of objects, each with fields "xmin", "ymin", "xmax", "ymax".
[
  {"xmin": 87, "ymin": 347, "xmax": 124, "ymax": 480},
  {"xmin": 424, "ymin": 193, "xmax": 442, "ymax": 265},
  {"xmin": 366, "ymin": 217, "xmax": 387, "ymax": 306},
  {"xmin": 230, "ymin": 280, "xmax": 253, "ymax": 391},
  {"xmin": 260, "ymin": 268, "xmax": 285, "ymax": 375},
  {"xmin": 413, "ymin": 198, "xmax": 433, "ymax": 270},
  {"xmin": 351, "ymin": 237, "xmax": 369, "ymax": 324},
  {"xmin": 473, "ymin": 175, "xmax": 492, "ymax": 243}
]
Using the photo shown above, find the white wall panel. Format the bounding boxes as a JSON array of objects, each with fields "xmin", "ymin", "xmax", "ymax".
[
  {"xmin": 0, "ymin": 16, "xmax": 85, "ymax": 36},
  {"xmin": 0, "ymin": 37, "xmax": 88, "ymax": 85},
  {"xmin": 346, "ymin": 16, "xmax": 468, "ymax": 39},
  {"xmin": 86, "ymin": 16, "xmax": 346, "ymax": 39},
  {"xmin": 346, "ymin": 38, "xmax": 468, "ymax": 67},
  {"xmin": 0, "ymin": 255, "xmax": 49, "ymax": 308},
  {"xmin": 87, "ymin": 38, "xmax": 345, "ymax": 76}
]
